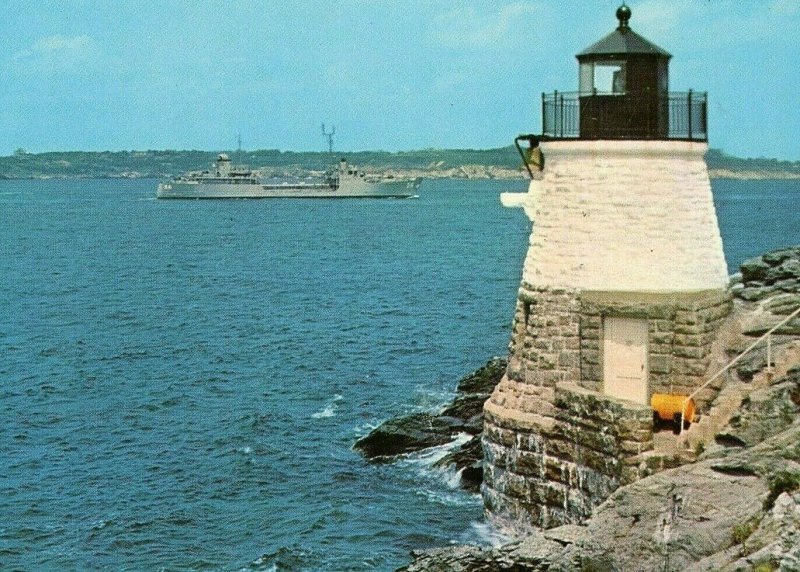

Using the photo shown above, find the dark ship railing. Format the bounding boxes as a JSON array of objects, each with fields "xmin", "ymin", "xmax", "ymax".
[{"xmin": 541, "ymin": 90, "xmax": 707, "ymax": 142}]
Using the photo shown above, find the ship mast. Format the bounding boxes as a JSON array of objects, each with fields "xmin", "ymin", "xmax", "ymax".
[{"xmin": 321, "ymin": 123, "xmax": 335, "ymax": 154}]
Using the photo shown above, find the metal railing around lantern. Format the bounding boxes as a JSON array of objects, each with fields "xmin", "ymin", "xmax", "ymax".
[{"xmin": 541, "ymin": 90, "xmax": 708, "ymax": 142}]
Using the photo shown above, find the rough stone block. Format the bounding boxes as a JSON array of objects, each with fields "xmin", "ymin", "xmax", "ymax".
[
  {"xmin": 674, "ymin": 345, "xmax": 706, "ymax": 359},
  {"xmin": 649, "ymin": 354, "xmax": 672, "ymax": 374},
  {"xmin": 558, "ymin": 351, "xmax": 579, "ymax": 369},
  {"xmin": 485, "ymin": 423, "xmax": 516, "ymax": 448},
  {"xmin": 546, "ymin": 438, "xmax": 578, "ymax": 464},
  {"xmin": 619, "ymin": 439, "xmax": 649, "ymax": 455},
  {"xmin": 543, "ymin": 455, "xmax": 567, "ymax": 483},
  {"xmin": 617, "ymin": 417, "xmax": 653, "ymax": 435},
  {"xmin": 651, "ymin": 331, "xmax": 674, "ymax": 345},
  {"xmin": 503, "ymin": 471, "xmax": 531, "ymax": 500},
  {"xmin": 514, "ymin": 451, "xmax": 544, "ymax": 477},
  {"xmin": 649, "ymin": 343, "xmax": 673, "ymax": 356},
  {"xmin": 580, "ymin": 315, "xmax": 601, "ymax": 330},
  {"xmin": 544, "ymin": 482, "xmax": 567, "ymax": 508},
  {"xmin": 579, "ymin": 446, "xmax": 621, "ymax": 476}
]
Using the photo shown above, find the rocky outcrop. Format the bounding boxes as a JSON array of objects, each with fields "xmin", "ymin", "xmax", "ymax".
[
  {"xmin": 400, "ymin": 367, "xmax": 800, "ymax": 571},
  {"xmin": 734, "ymin": 246, "xmax": 800, "ymax": 304},
  {"xmin": 352, "ymin": 413, "xmax": 469, "ymax": 458},
  {"xmin": 354, "ymin": 358, "xmax": 506, "ymax": 489}
]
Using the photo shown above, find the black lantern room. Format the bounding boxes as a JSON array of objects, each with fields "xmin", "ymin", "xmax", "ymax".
[
  {"xmin": 537, "ymin": 4, "xmax": 707, "ymax": 142},
  {"xmin": 577, "ymin": 4, "xmax": 670, "ymax": 138}
]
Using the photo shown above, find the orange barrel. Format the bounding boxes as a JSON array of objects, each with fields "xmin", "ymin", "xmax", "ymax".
[{"xmin": 650, "ymin": 394, "xmax": 696, "ymax": 424}]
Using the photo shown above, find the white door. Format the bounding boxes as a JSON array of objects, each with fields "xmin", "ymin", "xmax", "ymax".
[{"xmin": 603, "ymin": 317, "xmax": 648, "ymax": 405}]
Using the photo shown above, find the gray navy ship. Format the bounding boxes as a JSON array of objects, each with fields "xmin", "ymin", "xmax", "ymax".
[{"xmin": 157, "ymin": 154, "xmax": 420, "ymax": 199}]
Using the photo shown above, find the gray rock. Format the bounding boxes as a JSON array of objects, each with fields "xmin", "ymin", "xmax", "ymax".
[
  {"xmin": 741, "ymin": 256, "xmax": 772, "ymax": 283},
  {"xmin": 766, "ymin": 259, "xmax": 800, "ymax": 283},
  {"xmin": 353, "ymin": 413, "xmax": 466, "ymax": 458},
  {"xmin": 454, "ymin": 357, "xmax": 507, "ymax": 394},
  {"xmin": 718, "ymin": 366, "xmax": 800, "ymax": 447},
  {"xmin": 734, "ymin": 246, "xmax": 800, "ymax": 301},
  {"xmin": 765, "ymin": 293, "xmax": 800, "ymax": 315},
  {"xmin": 738, "ymin": 286, "xmax": 774, "ymax": 301},
  {"xmin": 432, "ymin": 436, "xmax": 483, "ymax": 492},
  {"xmin": 762, "ymin": 247, "xmax": 800, "ymax": 266}
]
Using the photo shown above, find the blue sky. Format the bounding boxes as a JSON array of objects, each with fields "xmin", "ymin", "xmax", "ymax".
[{"xmin": 2, "ymin": 0, "xmax": 799, "ymax": 159}]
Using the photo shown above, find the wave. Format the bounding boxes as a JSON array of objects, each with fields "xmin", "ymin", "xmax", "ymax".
[
  {"xmin": 460, "ymin": 520, "xmax": 511, "ymax": 548},
  {"xmin": 404, "ymin": 432, "xmax": 473, "ymax": 468},
  {"xmin": 311, "ymin": 394, "xmax": 344, "ymax": 419}
]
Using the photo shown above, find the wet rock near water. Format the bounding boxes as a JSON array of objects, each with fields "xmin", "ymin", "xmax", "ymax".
[
  {"xmin": 352, "ymin": 413, "xmax": 468, "ymax": 458},
  {"xmin": 432, "ymin": 436, "xmax": 484, "ymax": 493},
  {"xmin": 353, "ymin": 358, "xmax": 506, "ymax": 485}
]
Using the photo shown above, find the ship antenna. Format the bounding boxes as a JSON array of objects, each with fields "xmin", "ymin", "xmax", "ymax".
[
  {"xmin": 321, "ymin": 123, "xmax": 335, "ymax": 154},
  {"xmin": 237, "ymin": 133, "xmax": 242, "ymax": 165}
]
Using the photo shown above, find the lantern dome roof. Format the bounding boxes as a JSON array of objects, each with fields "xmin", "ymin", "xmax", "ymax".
[{"xmin": 577, "ymin": 3, "xmax": 671, "ymax": 60}]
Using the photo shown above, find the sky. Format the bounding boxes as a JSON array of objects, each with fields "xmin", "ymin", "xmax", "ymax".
[{"xmin": 1, "ymin": 0, "xmax": 799, "ymax": 159}]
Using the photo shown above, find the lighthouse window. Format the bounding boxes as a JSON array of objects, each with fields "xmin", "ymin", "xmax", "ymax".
[{"xmin": 595, "ymin": 63, "xmax": 626, "ymax": 94}]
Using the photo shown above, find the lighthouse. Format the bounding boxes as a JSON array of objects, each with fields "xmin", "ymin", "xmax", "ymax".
[{"xmin": 484, "ymin": 5, "xmax": 731, "ymax": 530}]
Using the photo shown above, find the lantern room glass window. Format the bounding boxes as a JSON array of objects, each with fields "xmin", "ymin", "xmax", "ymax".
[{"xmin": 579, "ymin": 62, "xmax": 627, "ymax": 94}]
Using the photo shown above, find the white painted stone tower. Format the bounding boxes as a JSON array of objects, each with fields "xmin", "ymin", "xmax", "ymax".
[{"xmin": 484, "ymin": 5, "xmax": 732, "ymax": 530}]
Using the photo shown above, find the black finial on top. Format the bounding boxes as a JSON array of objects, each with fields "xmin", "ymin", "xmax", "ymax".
[{"xmin": 616, "ymin": 3, "xmax": 631, "ymax": 29}]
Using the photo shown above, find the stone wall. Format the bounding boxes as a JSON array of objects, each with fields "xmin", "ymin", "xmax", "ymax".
[
  {"xmin": 580, "ymin": 290, "xmax": 732, "ymax": 408},
  {"xmin": 483, "ymin": 382, "xmax": 653, "ymax": 530},
  {"xmin": 483, "ymin": 286, "xmax": 731, "ymax": 529},
  {"xmin": 507, "ymin": 284, "xmax": 580, "ymax": 387}
]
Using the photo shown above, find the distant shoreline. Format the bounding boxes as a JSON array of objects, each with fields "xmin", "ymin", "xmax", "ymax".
[
  {"xmin": 707, "ymin": 169, "xmax": 800, "ymax": 180},
  {"xmin": 2, "ymin": 147, "xmax": 799, "ymax": 181},
  {"xmin": 3, "ymin": 168, "xmax": 800, "ymax": 181}
]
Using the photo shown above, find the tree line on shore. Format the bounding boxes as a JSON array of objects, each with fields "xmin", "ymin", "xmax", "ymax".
[{"xmin": 1, "ymin": 146, "xmax": 799, "ymax": 179}]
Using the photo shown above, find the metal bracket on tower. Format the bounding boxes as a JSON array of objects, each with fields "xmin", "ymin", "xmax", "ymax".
[{"xmin": 514, "ymin": 134, "xmax": 543, "ymax": 179}]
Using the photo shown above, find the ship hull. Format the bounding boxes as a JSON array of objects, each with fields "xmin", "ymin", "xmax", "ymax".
[{"xmin": 157, "ymin": 179, "xmax": 419, "ymax": 199}]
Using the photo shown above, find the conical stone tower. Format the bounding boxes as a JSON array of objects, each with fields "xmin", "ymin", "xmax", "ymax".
[{"xmin": 484, "ymin": 5, "xmax": 731, "ymax": 530}]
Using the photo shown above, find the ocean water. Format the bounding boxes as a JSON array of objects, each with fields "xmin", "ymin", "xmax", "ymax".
[{"xmin": 0, "ymin": 177, "xmax": 797, "ymax": 571}]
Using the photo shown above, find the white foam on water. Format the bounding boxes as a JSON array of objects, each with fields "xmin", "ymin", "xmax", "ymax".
[
  {"xmin": 311, "ymin": 404, "xmax": 336, "ymax": 419},
  {"xmin": 463, "ymin": 520, "xmax": 511, "ymax": 548},
  {"xmin": 406, "ymin": 432, "xmax": 473, "ymax": 468},
  {"xmin": 416, "ymin": 486, "xmax": 481, "ymax": 507},
  {"xmin": 352, "ymin": 420, "xmax": 383, "ymax": 437},
  {"xmin": 311, "ymin": 394, "xmax": 343, "ymax": 419}
]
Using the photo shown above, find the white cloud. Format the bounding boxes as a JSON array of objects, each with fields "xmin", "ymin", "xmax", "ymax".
[
  {"xmin": 13, "ymin": 34, "xmax": 101, "ymax": 74},
  {"xmin": 430, "ymin": 2, "xmax": 541, "ymax": 49}
]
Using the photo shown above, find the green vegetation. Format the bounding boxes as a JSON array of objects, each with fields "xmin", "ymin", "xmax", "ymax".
[
  {"xmin": 764, "ymin": 470, "xmax": 800, "ymax": 510},
  {"xmin": 0, "ymin": 147, "xmax": 798, "ymax": 180},
  {"xmin": 705, "ymin": 149, "xmax": 800, "ymax": 175},
  {"xmin": 731, "ymin": 515, "xmax": 760, "ymax": 545},
  {"xmin": 0, "ymin": 147, "xmax": 522, "ymax": 180}
]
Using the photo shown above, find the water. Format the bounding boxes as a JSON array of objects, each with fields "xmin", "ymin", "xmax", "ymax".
[{"xmin": 0, "ymin": 177, "xmax": 797, "ymax": 570}]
